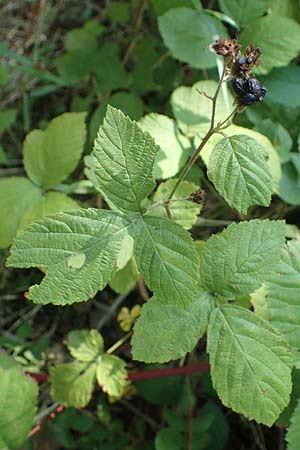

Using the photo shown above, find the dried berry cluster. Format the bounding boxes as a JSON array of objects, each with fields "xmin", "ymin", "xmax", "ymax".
[{"xmin": 210, "ymin": 38, "xmax": 266, "ymax": 109}]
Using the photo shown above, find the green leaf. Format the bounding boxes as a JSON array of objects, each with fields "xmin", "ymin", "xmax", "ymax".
[
  {"xmin": 20, "ymin": 191, "xmax": 80, "ymax": 229},
  {"xmin": 139, "ymin": 113, "xmax": 190, "ymax": 179},
  {"xmin": 207, "ymin": 134, "xmax": 273, "ymax": 214},
  {"xmin": 155, "ymin": 427, "xmax": 184, "ymax": 450},
  {"xmin": 7, "ymin": 209, "xmax": 131, "ymax": 305},
  {"xmin": 266, "ymin": 240, "xmax": 300, "ymax": 361},
  {"xmin": 109, "ymin": 258, "xmax": 139, "ymax": 294},
  {"xmin": 131, "ymin": 38, "xmax": 159, "ymax": 94},
  {"xmin": 198, "ymin": 124, "xmax": 282, "ymax": 194},
  {"xmin": 261, "ymin": 66, "xmax": 300, "ymax": 108},
  {"xmin": 50, "ymin": 362, "xmax": 96, "ymax": 408},
  {"xmin": 286, "ymin": 399, "xmax": 300, "ymax": 449},
  {"xmin": 86, "ymin": 106, "xmax": 159, "ymax": 215},
  {"xmin": 199, "ymin": 219, "xmax": 285, "ymax": 299},
  {"xmin": 67, "ymin": 329, "xmax": 104, "ymax": 362},
  {"xmin": 93, "ymin": 43, "xmax": 128, "ymax": 93},
  {"xmin": 158, "ymin": 8, "xmax": 227, "ymax": 69},
  {"xmin": 279, "ymin": 162, "xmax": 300, "ymax": 206},
  {"xmin": 0, "ymin": 177, "xmax": 41, "ymax": 248},
  {"xmin": 207, "ymin": 305, "xmax": 292, "ymax": 426},
  {"xmin": 56, "ymin": 51, "xmax": 93, "ymax": 84},
  {"xmin": 239, "ymin": 16, "xmax": 300, "ymax": 74},
  {"xmin": 23, "ymin": 112, "xmax": 86, "ymax": 189},
  {"xmin": 0, "ymin": 353, "xmax": 38, "ymax": 449},
  {"xmin": 96, "ymin": 354, "xmax": 128, "ymax": 398},
  {"xmin": 132, "ymin": 294, "xmax": 208, "ymax": 363},
  {"xmin": 150, "ymin": 179, "xmax": 202, "ymax": 229},
  {"xmin": 106, "ymin": 1, "xmax": 130, "ymax": 22},
  {"xmin": 254, "ymin": 118, "xmax": 292, "ymax": 163},
  {"xmin": 133, "ymin": 216, "xmax": 199, "ymax": 305},
  {"xmin": 89, "ymin": 92, "xmax": 144, "ymax": 143},
  {"xmin": 151, "ymin": 0, "xmax": 192, "ymax": 15},
  {"xmin": 0, "ymin": 65, "xmax": 9, "ymax": 87},
  {"xmin": 218, "ymin": 0, "xmax": 270, "ymax": 26},
  {"xmin": 171, "ymin": 80, "xmax": 233, "ymax": 138},
  {"xmin": 0, "ymin": 109, "xmax": 17, "ymax": 134}
]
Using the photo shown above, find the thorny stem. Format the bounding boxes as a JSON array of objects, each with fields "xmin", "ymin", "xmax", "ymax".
[{"xmin": 163, "ymin": 64, "xmax": 237, "ymax": 218}]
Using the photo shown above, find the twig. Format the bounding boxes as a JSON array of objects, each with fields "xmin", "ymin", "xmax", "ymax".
[{"xmin": 96, "ymin": 292, "xmax": 132, "ymax": 330}]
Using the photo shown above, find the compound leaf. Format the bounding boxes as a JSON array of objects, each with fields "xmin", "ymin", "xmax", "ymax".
[
  {"xmin": 240, "ymin": 16, "xmax": 300, "ymax": 74},
  {"xmin": 158, "ymin": 7, "xmax": 227, "ymax": 69},
  {"xmin": 132, "ymin": 292, "xmax": 211, "ymax": 363},
  {"xmin": 96, "ymin": 354, "xmax": 128, "ymax": 398},
  {"xmin": 86, "ymin": 106, "xmax": 159, "ymax": 215},
  {"xmin": 286, "ymin": 399, "xmax": 300, "ymax": 450},
  {"xmin": 67, "ymin": 329, "xmax": 104, "ymax": 362},
  {"xmin": 266, "ymin": 240, "xmax": 300, "ymax": 363},
  {"xmin": 0, "ymin": 177, "xmax": 41, "ymax": 248},
  {"xmin": 0, "ymin": 354, "xmax": 38, "ymax": 450},
  {"xmin": 23, "ymin": 112, "xmax": 86, "ymax": 189},
  {"xmin": 207, "ymin": 305, "xmax": 292, "ymax": 426},
  {"xmin": 139, "ymin": 113, "xmax": 190, "ymax": 179},
  {"xmin": 199, "ymin": 219, "xmax": 285, "ymax": 299},
  {"xmin": 7, "ymin": 209, "xmax": 131, "ymax": 305},
  {"xmin": 49, "ymin": 362, "xmax": 96, "ymax": 408},
  {"xmin": 207, "ymin": 135, "xmax": 273, "ymax": 214},
  {"xmin": 133, "ymin": 216, "xmax": 199, "ymax": 306}
]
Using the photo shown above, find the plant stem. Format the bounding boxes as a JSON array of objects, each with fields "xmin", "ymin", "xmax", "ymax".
[{"xmin": 163, "ymin": 64, "xmax": 237, "ymax": 216}]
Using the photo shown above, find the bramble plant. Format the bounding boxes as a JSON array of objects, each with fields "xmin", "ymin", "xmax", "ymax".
[{"xmin": 2, "ymin": 34, "xmax": 300, "ymax": 450}]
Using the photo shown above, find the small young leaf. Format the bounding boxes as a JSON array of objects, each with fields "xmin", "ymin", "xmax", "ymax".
[
  {"xmin": 286, "ymin": 399, "xmax": 300, "ymax": 450},
  {"xmin": 0, "ymin": 177, "xmax": 41, "ymax": 248},
  {"xmin": 139, "ymin": 113, "xmax": 190, "ymax": 179},
  {"xmin": 132, "ymin": 296, "xmax": 203, "ymax": 363},
  {"xmin": 50, "ymin": 362, "xmax": 96, "ymax": 408},
  {"xmin": 240, "ymin": 16, "xmax": 300, "ymax": 74},
  {"xmin": 86, "ymin": 106, "xmax": 159, "ymax": 215},
  {"xmin": 23, "ymin": 112, "xmax": 86, "ymax": 189},
  {"xmin": 158, "ymin": 8, "xmax": 227, "ymax": 69},
  {"xmin": 266, "ymin": 240, "xmax": 300, "ymax": 358},
  {"xmin": 199, "ymin": 219, "xmax": 285, "ymax": 299},
  {"xmin": 133, "ymin": 216, "xmax": 200, "ymax": 305},
  {"xmin": 0, "ymin": 354, "xmax": 38, "ymax": 450},
  {"xmin": 67, "ymin": 329, "xmax": 104, "ymax": 362},
  {"xmin": 96, "ymin": 354, "xmax": 128, "ymax": 397},
  {"xmin": 20, "ymin": 191, "xmax": 80, "ymax": 229},
  {"xmin": 7, "ymin": 209, "xmax": 131, "ymax": 305},
  {"xmin": 207, "ymin": 305, "xmax": 292, "ymax": 426},
  {"xmin": 207, "ymin": 134, "xmax": 273, "ymax": 214},
  {"xmin": 150, "ymin": 179, "xmax": 202, "ymax": 229}
]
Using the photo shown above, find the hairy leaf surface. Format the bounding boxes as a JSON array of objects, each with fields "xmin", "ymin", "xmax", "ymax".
[
  {"xmin": 207, "ymin": 305, "xmax": 292, "ymax": 426},
  {"xmin": 86, "ymin": 106, "xmax": 159, "ymax": 215},
  {"xmin": 7, "ymin": 209, "xmax": 131, "ymax": 305},
  {"xmin": 133, "ymin": 216, "xmax": 199, "ymax": 305},
  {"xmin": 199, "ymin": 219, "xmax": 285, "ymax": 299},
  {"xmin": 207, "ymin": 135, "xmax": 273, "ymax": 214},
  {"xmin": 132, "ymin": 293, "xmax": 211, "ymax": 363}
]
